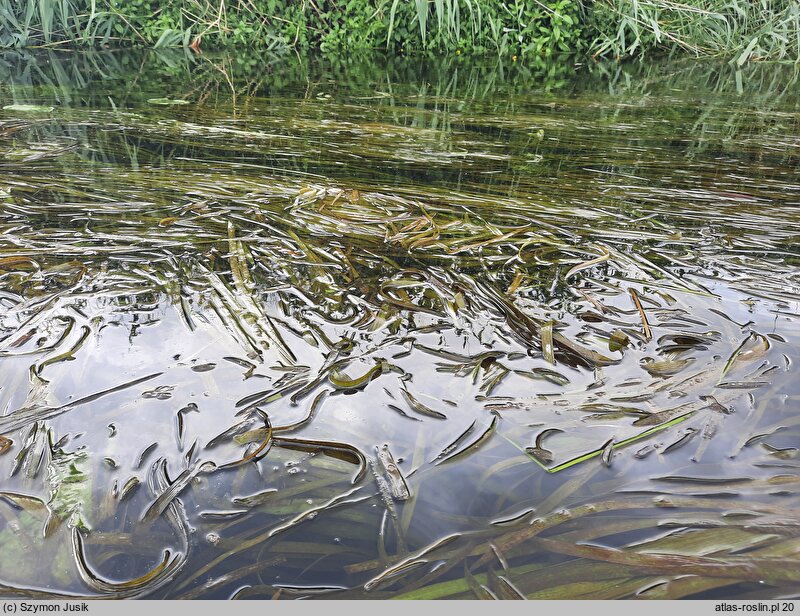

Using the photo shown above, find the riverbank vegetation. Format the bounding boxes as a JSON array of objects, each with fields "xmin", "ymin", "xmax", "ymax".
[{"xmin": 0, "ymin": 0, "xmax": 798, "ymax": 62}]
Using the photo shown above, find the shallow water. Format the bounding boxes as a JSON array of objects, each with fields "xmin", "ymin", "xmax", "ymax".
[{"xmin": 0, "ymin": 50, "xmax": 799, "ymax": 600}]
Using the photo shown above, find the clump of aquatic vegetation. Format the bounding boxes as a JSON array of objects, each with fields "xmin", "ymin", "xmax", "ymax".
[
  {"xmin": 1, "ymin": 0, "xmax": 798, "ymax": 62},
  {"xmin": 0, "ymin": 51, "xmax": 799, "ymax": 599}
]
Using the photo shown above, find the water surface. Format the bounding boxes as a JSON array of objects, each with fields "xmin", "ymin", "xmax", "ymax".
[{"xmin": 0, "ymin": 51, "xmax": 799, "ymax": 599}]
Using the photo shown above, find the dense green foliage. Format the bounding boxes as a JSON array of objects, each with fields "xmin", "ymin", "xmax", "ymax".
[
  {"xmin": 0, "ymin": 0, "xmax": 585, "ymax": 54},
  {"xmin": 589, "ymin": 0, "xmax": 800, "ymax": 63},
  {"xmin": 0, "ymin": 0, "xmax": 798, "ymax": 61}
]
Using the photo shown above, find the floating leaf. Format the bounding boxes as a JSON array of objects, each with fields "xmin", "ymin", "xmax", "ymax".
[
  {"xmin": 642, "ymin": 358, "xmax": 692, "ymax": 377},
  {"xmin": 629, "ymin": 288, "xmax": 652, "ymax": 341},
  {"xmin": 147, "ymin": 98, "xmax": 190, "ymax": 106},
  {"xmin": 600, "ymin": 438, "xmax": 615, "ymax": 467},
  {"xmin": 3, "ymin": 104, "xmax": 54, "ymax": 113},
  {"xmin": 541, "ymin": 321, "xmax": 556, "ymax": 365},
  {"xmin": 375, "ymin": 444, "xmax": 410, "ymax": 501},
  {"xmin": 119, "ymin": 477, "xmax": 141, "ymax": 502},
  {"xmin": 662, "ymin": 428, "xmax": 699, "ymax": 454},
  {"xmin": 609, "ymin": 329, "xmax": 630, "ymax": 352},
  {"xmin": 437, "ymin": 414, "xmax": 499, "ymax": 465},
  {"xmin": 399, "ymin": 386, "xmax": 447, "ymax": 419},
  {"xmin": 564, "ymin": 246, "xmax": 610, "ymax": 281},
  {"xmin": 526, "ymin": 428, "xmax": 564, "ymax": 464},
  {"xmin": 330, "ymin": 362, "xmax": 383, "ymax": 390},
  {"xmin": 721, "ymin": 332, "xmax": 770, "ymax": 379},
  {"xmin": 0, "ymin": 256, "xmax": 39, "ymax": 271}
]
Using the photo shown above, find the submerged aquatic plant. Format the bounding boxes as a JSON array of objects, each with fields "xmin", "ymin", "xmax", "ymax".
[{"xmin": 0, "ymin": 51, "xmax": 798, "ymax": 599}]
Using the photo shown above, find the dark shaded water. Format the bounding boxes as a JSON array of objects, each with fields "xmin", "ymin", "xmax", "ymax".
[{"xmin": 0, "ymin": 50, "xmax": 799, "ymax": 599}]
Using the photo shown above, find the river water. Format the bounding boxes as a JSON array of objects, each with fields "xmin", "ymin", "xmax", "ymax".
[{"xmin": 0, "ymin": 51, "xmax": 798, "ymax": 599}]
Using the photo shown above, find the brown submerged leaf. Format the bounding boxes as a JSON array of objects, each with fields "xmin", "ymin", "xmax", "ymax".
[{"xmin": 642, "ymin": 358, "xmax": 693, "ymax": 377}]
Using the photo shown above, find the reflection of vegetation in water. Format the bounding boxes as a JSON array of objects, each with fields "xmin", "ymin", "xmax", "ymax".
[
  {"xmin": 0, "ymin": 51, "xmax": 799, "ymax": 599},
  {"xmin": 1, "ymin": 51, "xmax": 797, "ymax": 177}
]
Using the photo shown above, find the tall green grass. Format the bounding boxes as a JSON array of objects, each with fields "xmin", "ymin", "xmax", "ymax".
[
  {"xmin": 0, "ymin": 0, "xmax": 105, "ymax": 47},
  {"xmin": 386, "ymin": 0, "xmax": 584, "ymax": 54},
  {"xmin": 0, "ymin": 0, "xmax": 289, "ymax": 49},
  {"xmin": 0, "ymin": 0, "xmax": 584, "ymax": 55},
  {"xmin": 587, "ymin": 0, "xmax": 800, "ymax": 62},
  {"xmin": 0, "ymin": 0, "xmax": 798, "ymax": 62}
]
